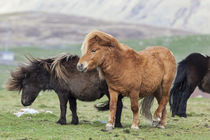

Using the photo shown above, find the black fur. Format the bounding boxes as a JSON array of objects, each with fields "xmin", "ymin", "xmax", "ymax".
[
  {"xmin": 6, "ymin": 54, "xmax": 123, "ymax": 127},
  {"xmin": 170, "ymin": 53, "xmax": 210, "ymax": 117}
]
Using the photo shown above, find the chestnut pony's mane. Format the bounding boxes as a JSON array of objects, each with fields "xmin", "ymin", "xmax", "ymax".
[
  {"xmin": 81, "ymin": 30, "xmax": 127, "ymax": 56},
  {"xmin": 5, "ymin": 53, "xmax": 78, "ymax": 91}
]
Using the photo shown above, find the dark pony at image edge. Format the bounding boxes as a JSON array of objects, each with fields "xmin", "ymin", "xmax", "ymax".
[{"xmin": 169, "ymin": 53, "xmax": 210, "ymax": 117}]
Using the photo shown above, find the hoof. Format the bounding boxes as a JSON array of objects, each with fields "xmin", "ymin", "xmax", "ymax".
[
  {"xmin": 115, "ymin": 123, "xmax": 123, "ymax": 128},
  {"xmin": 131, "ymin": 124, "xmax": 139, "ymax": 130},
  {"xmin": 177, "ymin": 113, "xmax": 187, "ymax": 118},
  {"xmin": 152, "ymin": 117, "xmax": 161, "ymax": 127},
  {"xmin": 156, "ymin": 124, "xmax": 165, "ymax": 129},
  {"xmin": 71, "ymin": 117, "xmax": 79, "ymax": 125},
  {"xmin": 152, "ymin": 121, "xmax": 160, "ymax": 127},
  {"xmin": 153, "ymin": 117, "xmax": 161, "ymax": 122},
  {"xmin": 106, "ymin": 123, "xmax": 114, "ymax": 130},
  {"xmin": 56, "ymin": 119, "xmax": 66, "ymax": 125},
  {"xmin": 71, "ymin": 120, "xmax": 79, "ymax": 125}
]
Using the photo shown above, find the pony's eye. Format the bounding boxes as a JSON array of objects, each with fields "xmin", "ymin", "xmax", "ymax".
[{"xmin": 91, "ymin": 49, "xmax": 96, "ymax": 53}]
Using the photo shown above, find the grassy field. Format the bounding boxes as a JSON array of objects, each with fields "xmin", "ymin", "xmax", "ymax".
[
  {"xmin": 0, "ymin": 34, "xmax": 210, "ymax": 140},
  {"xmin": 0, "ymin": 90, "xmax": 210, "ymax": 140}
]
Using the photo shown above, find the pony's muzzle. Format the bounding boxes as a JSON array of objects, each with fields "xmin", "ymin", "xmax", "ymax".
[
  {"xmin": 21, "ymin": 99, "xmax": 32, "ymax": 106},
  {"xmin": 77, "ymin": 63, "xmax": 87, "ymax": 72}
]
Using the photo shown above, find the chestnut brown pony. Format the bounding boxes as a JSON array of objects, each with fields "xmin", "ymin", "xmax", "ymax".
[{"xmin": 77, "ymin": 30, "xmax": 177, "ymax": 130}]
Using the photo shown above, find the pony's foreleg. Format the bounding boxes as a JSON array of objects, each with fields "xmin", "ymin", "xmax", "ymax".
[
  {"xmin": 177, "ymin": 86, "xmax": 195, "ymax": 117},
  {"xmin": 106, "ymin": 89, "xmax": 118, "ymax": 130},
  {"xmin": 115, "ymin": 95, "xmax": 123, "ymax": 128},
  {"xmin": 57, "ymin": 93, "xmax": 68, "ymax": 125},
  {"xmin": 69, "ymin": 96, "xmax": 78, "ymax": 124},
  {"xmin": 130, "ymin": 91, "xmax": 140, "ymax": 129}
]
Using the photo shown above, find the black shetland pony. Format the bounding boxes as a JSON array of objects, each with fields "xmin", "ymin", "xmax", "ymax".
[
  {"xmin": 170, "ymin": 53, "xmax": 210, "ymax": 117},
  {"xmin": 6, "ymin": 54, "xmax": 123, "ymax": 127}
]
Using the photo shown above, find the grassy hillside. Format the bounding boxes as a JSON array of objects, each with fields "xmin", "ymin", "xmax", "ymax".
[
  {"xmin": 1, "ymin": 34, "xmax": 210, "ymax": 88},
  {"xmin": 122, "ymin": 34, "xmax": 210, "ymax": 61},
  {"xmin": 0, "ymin": 34, "xmax": 210, "ymax": 140},
  {"xmin": 0, "ymin": 12, "xmax": 191, "ymax": 47}
]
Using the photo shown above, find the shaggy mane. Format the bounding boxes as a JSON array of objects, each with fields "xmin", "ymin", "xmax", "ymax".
[
  {"xmin": 81, "ymin": 30, "xmax": 121, "ymax": 56},
  {"xmin": 51, "ymin": 53, "xmax": 79, "ymax": 83},
  {"xmin": 5, "ymin": 53, "xmax": 78, "ymax": 91},
  {"xmin": 81, "ymin": 30, "xmax": 129, "ymax": 80},
  {"xmin": 5, "ymin": 66, "xmax": 26, "ymax": 91},
  {"xmin": 5, "ymin": 56, "xmax": 53, "ymax": 91}
]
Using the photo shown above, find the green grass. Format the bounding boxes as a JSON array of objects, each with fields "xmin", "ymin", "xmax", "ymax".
[
  {"xmin": 0, "ymin": 34, "xmax": 210, "ymax": 139},
  {"xmin": 0, "ymin": 90, "xmax": 210, "ymax": 140}
]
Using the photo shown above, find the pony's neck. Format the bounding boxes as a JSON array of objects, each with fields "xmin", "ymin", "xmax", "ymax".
[
  {"xmin": 40, "ymin": 71, "xmax": 52, "ymax": 91},
  {"xmin": 100, "ymin": 46, "xmax": 140, "ymax": 81}
]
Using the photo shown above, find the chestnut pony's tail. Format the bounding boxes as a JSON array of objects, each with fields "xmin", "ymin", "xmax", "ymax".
[
  {"xmin": 140, "ymin": 95, "xmax": 155, "ymax": 121},
  {"xmin": 95, "ymin": 95, "xmax": 155, "ymax": 121}
]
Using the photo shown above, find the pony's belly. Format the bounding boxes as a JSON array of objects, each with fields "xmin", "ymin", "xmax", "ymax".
[
  {"xmin": 73, "ymin": 91, "xmax": 104, "ymax": 101},
  {"xmin": 139, "ymin": 86, "xmax": 158, "ymax": 97},
  {"xmin": 139, "ymin": 77, "xmax": 162, "ymax": 97}
]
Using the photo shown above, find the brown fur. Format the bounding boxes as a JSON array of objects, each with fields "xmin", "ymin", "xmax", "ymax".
[
  {"xmin": 6, "ymin": 54, "xmax": 124, "ymax": 127},
  {"xmin": 78, "ymin": 30, "xmax": 177, "ymax": 129}
]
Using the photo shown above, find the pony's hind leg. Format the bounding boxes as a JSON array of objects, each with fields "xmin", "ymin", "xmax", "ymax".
[
  {"xmin": 158, "ymin": 107, "xmax": 167, "ymax": 128},
  {"xmin": 69, "ymin": 96, "xmax": 79, "ymax": 124},
  {"xmin": 153, "ymin": 79, "xmax": 172, "ymax": 128},
  {"xmin": 153, "ymin": 95, "xmax": 169, "ymax": 128},
  {"xmin": 153, "ymin": 88, "xmax": 163, "ymax": 127},
  {"xmin": 155, "ymin": 90, "xmax": 167, "ymax": 129}
]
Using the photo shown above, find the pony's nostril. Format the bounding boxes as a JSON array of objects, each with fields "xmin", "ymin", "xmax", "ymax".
[
  {"xmin": 77, "ymin": 64, "xmax": 84, "ymax": 71},
  {"xmin": 21, "ymin": 99, "xmax": 27, "ymax": 106}
]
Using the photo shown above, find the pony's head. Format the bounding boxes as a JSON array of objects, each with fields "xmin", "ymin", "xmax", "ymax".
[
  {"xmin": 5, "ymin": 57, "xmax": 52, "ymax": 106},
  {"xmin": 77, "ymin": 30, "xmax": 120, "ymax": 73}
]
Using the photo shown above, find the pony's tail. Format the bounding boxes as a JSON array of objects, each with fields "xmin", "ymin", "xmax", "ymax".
[
  {"xmin": 169, "ymin": 60, "xmax": 187, "ymax": 117},
  {"xmin": 94, "ymin": 100, "xmax": 109, "ymax": 111},
  {"xmin": 140, "ymin": 95, "xmax": 155, "ymax": 121}
]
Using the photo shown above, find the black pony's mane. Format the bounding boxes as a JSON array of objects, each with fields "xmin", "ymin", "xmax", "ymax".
[
  {"xmin": 51, "ymin": 53, "xmax": 79, "ymax": 83},
  {"xmin": 5, "ymin": 53, "xmax": 79, "ymax": 91}
]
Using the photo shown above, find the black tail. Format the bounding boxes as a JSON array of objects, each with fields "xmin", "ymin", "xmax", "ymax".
[{"xmin": 169, "ymin": 60, "xmax": 188, "ymax": 117}]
